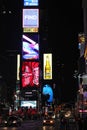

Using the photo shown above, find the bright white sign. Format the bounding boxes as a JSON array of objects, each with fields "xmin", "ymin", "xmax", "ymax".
[{"xmin": 23, "ymin": 9, "xmax": 39, "ymax": 28}]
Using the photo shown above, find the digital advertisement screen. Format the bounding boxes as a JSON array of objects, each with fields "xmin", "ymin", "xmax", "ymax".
[
  {"xmin": 42, "ymin": 84, "xmax": 53, "ymax": 103},
  {"xmin": 43, "ymin": 53, "xmax": 52, "ymax": 80},
  {"xmin": 22, "ymin": 34, "xmax": 39, "ymax": 60},
  {"xmin": 22, "ymin": 9, "xmax": 39, "ymax": 32},
  {"xmin": 21, "ymin": 100, "xmax": 37, "ymax": 108},
  {"xmin": 24, "ymin": 0, "xmax": 39, "ymax": 6},
  {"xmin": 22, "ymin": 61, "xmax": 39, "ymax": 87}
]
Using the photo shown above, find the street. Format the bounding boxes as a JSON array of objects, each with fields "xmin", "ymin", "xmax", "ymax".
[{"xmin": 0, "ymin": 119, "xmax": 78, "ymax": 130}]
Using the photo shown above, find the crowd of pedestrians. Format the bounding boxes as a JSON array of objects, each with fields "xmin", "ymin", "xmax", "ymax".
[{"xmin": 9, "ymin": 106, "xmax": 41, "ymax": 120}]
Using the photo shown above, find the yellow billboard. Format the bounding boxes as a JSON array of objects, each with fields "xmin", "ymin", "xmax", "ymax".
[{"xmin": 43, "ymin": 53, "xmax": 52, "ymax": 80}]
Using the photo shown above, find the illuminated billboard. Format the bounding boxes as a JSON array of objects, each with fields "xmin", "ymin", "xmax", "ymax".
[
  {"xmin": 43, "ymin": 53, "xmax": 52, "ymax": 80},
  {"xmin": 24, "ymin": 0, "xmax": 39, "ymax": 6},
  {"xmin": 17, "ymin": 54, "xmax": 20, "ymax": 80},
  {"xmin": 21, "ymin": 100, "xmax": 37, "ymax": 108},
  {"xmin": 22, "ymin": 34, "xmax": 39, "ymax": 60},
  {"xmin": 22, "ymin": 61, "xmax": 39, "ymax": 87},
  {"xmin": 22, "ymin": 9, "xmax": 39, "ymax": 32},
  {"xmin": 42, "ymin": 84, "xmax": 53, "ymax": 103}
]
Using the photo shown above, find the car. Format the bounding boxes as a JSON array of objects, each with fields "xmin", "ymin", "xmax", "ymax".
[
  {"xmin": 2, "ymin": 115, "xmax": 23, "ymax": 127},
  {"xmin": 43, "ymin": 115, "xmax": 55, "ymax": 126}
]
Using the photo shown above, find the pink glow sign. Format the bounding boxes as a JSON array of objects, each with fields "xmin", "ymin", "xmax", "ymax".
[{"xmin": 22, "ymin": 61, "xmax": 39, "ymax": 87}]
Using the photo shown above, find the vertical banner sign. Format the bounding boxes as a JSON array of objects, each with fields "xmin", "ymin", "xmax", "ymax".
[
  {"xmin": 17, "ymin": 54, "xmax": 20, "ymax": 81},
  {"xmin": 43, "ymin": 53, "xmax": 52, "ymax": 80}
]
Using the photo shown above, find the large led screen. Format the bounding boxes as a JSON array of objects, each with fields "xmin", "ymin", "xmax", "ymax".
[
  {"xmin": 21, "ymin": 100, "xmax": 37, "ymax": 108},
  {"xmin": 22, "ymin": 34, "xmax": 39, "ymax": 60},
  {"xmin": 24, "ymin": 0, "xmax": 39, "ymax": 6},
  {"xmin": 22, "ymin": 9, "xmax": 39, "ymax": 32},
  {"xmin": 22, "ymin": 61, "xmax": 39, "ymax": 87}
]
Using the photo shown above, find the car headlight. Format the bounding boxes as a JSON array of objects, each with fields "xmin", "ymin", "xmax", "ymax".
[
  {"xmin": 4, "ymin": 121, "xmax": 7, "ymax": 124},
  {"xmin": 50, "ymin": 120, "xmax": 54, "ymax": 123},
  {"xmin": 13, "ymin": 120, "xmax": 17, "ymax": 124},
  {"xmin": 43, "ymin": 120, "xmax": 46, "ymax": 123},
  {"xmin": 52, "ymin": 115, "xmax": 55, "ymax": 119}
]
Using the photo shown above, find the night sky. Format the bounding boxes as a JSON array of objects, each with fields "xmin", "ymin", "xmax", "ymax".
[{"xmin": 0, "ymin": 0, "xmax": 84, "ymax": 103}]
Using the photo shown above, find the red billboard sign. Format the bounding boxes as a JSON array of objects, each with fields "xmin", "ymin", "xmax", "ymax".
[{"xmin": 22, "ymin": 61, "xmax": 39, "ymax": 87}]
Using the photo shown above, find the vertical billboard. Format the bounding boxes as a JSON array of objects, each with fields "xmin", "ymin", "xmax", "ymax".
[
  {"xmin": 22, "ymin": 33, "xmax": 39, "ymax": 60},
  {"xmin": 22, "ymin": 61, "xmax": 39, "ymax": 87},
  {"xmin": 42, "ymin": 84, "xmax": 53, "ymax": 103},
  {"xmin": 43, "ymin": 53, "xmax": 52, "ymax": 80},
  {"xmin": 17, "ymin": 54, "xmax": 20, "ymax": 80},
  {"xmin": 22, "ymin": 8, "xmax": 39, "ymax": 32}
]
